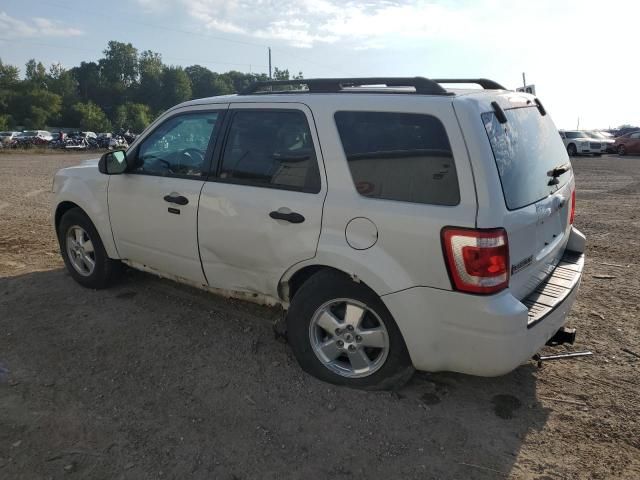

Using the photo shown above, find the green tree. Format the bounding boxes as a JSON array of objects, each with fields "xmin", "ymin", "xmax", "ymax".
[
  {"xmin": 9, "ymin": 88, "xmax": 61, "ymax": 128},
  {"xmin": 137, "ymin": 50, "xmax": 163, "ymax": 111},
  {"xmin": 0, "ymin": 41, "xmax": 303, "ymax": 130},
  {"xmin": 99, "ymin": 41, "xmax": 138, "ymax": 88},
  {"xmin": 71, "ymin": 101, "xmax": 112, "ymax": 131},
  {"xmin": 71, "ymin": 61, "xmax": 101, "ymax": 103},
  {"xmin": 113, "ymin": 102, "xmax": 152, "ymax": 132},
  {"xmin": 0, "ymin": 114, "xmax": 10, "ymax": 130},
  {"xmin": 160, "ymin": 66, "xmax": 191, "ymax": 110},
  {"xmin": 272, "ymin": 68, "xmax": 304, "ymax": 89},
  {"xmin": 25, "ymin": 59, "xmax": 47, "ymax": 86},
  {"xmin": 212, "ymin": 75, "xmax": 235, "ymax": 95},
  {"xmin": 0, "ymin": 58, "xmax": 20, "ymax": 117},
  {"xmin": 185, "ymin": 65, "xmax": 214, "ymax": 99},
  {"xmin": 0, "ymin": 58, "xmax": 20, "ymax": 87},
  {"xmin": 47, "ymin": 64, "xmax": 78, "ymax": 106}
]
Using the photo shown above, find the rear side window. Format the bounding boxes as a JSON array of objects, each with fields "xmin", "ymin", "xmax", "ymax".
[
  {"xmin": 219, "ymin": 110, "xmax": 321, "ymax": 193},
  {"xmin": 334, "ymin": 111, "xmax": 459, "ymax": 206},
  {"xmin": 482, "ymin": 106, "xmax": 570, "ymax": 210}
]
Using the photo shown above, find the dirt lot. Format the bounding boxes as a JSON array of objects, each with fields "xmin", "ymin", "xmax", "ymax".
[{"xmin": 1, "ymin": 152, "xmax": 639, "ymax": 479}]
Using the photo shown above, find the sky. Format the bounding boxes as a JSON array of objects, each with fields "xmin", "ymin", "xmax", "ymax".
[{"xmin": 1, "ymin": 0, "xmax": 639, "ymax": 129}]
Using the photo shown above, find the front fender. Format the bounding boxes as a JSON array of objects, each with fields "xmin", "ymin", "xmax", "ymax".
[{"xmin": 52, "ymin": 168, "xmax": 119, "ymax": 259}]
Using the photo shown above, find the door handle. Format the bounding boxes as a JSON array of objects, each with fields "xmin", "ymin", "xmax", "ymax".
[
  {"xmin": 269, "ymin": 210, "xmax": 305, "ymax": 224},
  {"xmin": 163, "ymin": 194, "xmax": 189, "ymax": 206}
]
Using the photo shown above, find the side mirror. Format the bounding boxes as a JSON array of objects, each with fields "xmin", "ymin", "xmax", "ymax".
[{"xmin": 98, "ymin": 150, "xmax": 128, "ymax": 175}]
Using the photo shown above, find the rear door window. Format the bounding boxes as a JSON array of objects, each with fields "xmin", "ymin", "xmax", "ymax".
[
  {"xmin": 334, "ymin": 111, "xmax": 459, "ymax": 206},
  {"xmin": 219, "ymin": 110, "xmax": 321, "ymax": 193},
  {"xmin": 482, "ymin": 106, "xmax": 570, "ymax": 210}
]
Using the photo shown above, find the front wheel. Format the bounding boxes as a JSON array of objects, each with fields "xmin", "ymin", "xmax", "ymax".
[
  {"xmin": 567, "ymin": 144, "xmax": 577, "ymax": 156},
  {"xmin": 286, "ymin": 271, "xmax": 413, "ymax": 390},
  {"xmin": 618, "ymin": 145, "xmax": 627, "ymax": 156},
  {"xmin": 58, "ymin": 208, "xmax": 121, "ymax": 289}
]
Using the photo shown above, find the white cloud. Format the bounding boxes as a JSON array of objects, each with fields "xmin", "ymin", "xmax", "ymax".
[
  {"xmin": 0, "ymin": 12, "xmax": 83, "ymax": 38},
  {"xmin": 138, "ymin": 0, "xmax": 633, "ymax": 53},
  {"xmin": 160, "ymin": 0, "xmax": 638, "ymax": 127}
]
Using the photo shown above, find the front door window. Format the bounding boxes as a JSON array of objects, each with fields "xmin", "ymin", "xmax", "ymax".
[{"xmin": 134, "ymin": 112, "xmax": 220, "ymax": 177}]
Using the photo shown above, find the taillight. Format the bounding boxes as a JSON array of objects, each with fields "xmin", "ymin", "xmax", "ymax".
[
  {"xmin": 569, "ymin": 189, "xmax": 576, "ymax": 224},
  {"xmin": 441, "ymin": 227, "xmax": 510, "ymax": 295}
]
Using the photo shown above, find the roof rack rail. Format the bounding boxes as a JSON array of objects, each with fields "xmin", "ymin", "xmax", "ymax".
[
  {"xmin": 433, "ymin": 78, "xmax": 507, "ymax": 90},
  {"xmin": 241, "ymin": 77, "xmax": 451, "ymax": 96}
]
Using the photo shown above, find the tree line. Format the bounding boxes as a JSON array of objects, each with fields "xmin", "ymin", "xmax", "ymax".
[{"xmin": 0, "ymin": 40, "xmax": 302, "ymax": 133}]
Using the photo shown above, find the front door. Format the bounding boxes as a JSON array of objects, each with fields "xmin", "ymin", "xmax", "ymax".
[
  {"xmin": 198, "ymin": 104, "xmax": 326, "ymax": 298},
  {"xmin": 108, "ymin": 106, "xmax": 226, "ymax": 284}
]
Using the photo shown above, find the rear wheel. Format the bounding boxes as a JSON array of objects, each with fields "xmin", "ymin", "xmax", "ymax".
[
  {"xmin": 287, "ymin": 270, "xmax": 413, "ymax": 390},
  {"xmin": 58, "ymin": 208, "xmax": 121, "ymax": 289},
  {"xmin": 567, "ymin": 144, "xmax": 577, "ymax": 156},
  {"xmin": 618, "ymin": 145, "xmax": 627, "ymax": 156}
]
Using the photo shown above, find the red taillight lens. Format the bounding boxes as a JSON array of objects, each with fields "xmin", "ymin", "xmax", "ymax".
[
  {"xmin": 442, "ymin": 227, "xmax": 510, "ymax": 294},
  {"xmin": 569, "ymin": 189, "xmax": 576, "ymax": 225}
]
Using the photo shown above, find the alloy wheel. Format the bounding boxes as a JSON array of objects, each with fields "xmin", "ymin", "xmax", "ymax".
[
  {"xmin": 65, "ymin": 225, "xmax": 96, "ymax": 276},
  {"xmin": 308, "ymin": 298, "xmax": 389, "ymax": 378}
]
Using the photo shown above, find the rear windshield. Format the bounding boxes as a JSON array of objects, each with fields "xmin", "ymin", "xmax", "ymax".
[{"xmin": 482, "ymin": 106, "xmax": 571, "ymax": 210}]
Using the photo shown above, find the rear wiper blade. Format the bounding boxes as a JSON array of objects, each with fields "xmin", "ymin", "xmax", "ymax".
[{"xmin": 547, "ymin": 162, "xmax": 572, "ymax": 178}]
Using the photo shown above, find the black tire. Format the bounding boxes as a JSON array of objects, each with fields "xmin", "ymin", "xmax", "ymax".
[
  {"xmin": 58, "ymin": 208, "xmax": 121, "ymax": 289},
  {"xmin": 567, "ymin": 143, "xmax": 577, "ymax": 156},
  {"xmin": 286, "ymin": 270, "xmax": 414, "ymax": 390},
  {"xmin": 618, "ymin": 145, "xmax": 626, "ymax": 156}
]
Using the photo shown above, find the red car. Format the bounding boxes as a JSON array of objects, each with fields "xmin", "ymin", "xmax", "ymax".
[{"xmin": 614, "ymin": 131, "xmax": 640, "ymax": 155}]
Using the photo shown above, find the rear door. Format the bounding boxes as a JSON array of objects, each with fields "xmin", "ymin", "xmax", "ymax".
[
  {"xmin": 197, "ymin": 103, "xmax": 326, "ymax": 298},
  {"xmin": 479, "ymin": 103, "xmax": 574, "ymax": 299}
]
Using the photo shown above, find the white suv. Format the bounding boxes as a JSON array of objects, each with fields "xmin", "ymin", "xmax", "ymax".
[{"xmin": 52, "ymin": 77, "xmax": 585, "ymax": 390}]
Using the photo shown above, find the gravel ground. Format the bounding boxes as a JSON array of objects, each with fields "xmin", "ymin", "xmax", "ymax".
[{"xmin": 1, "ymin": 152, "xmax": 639, "ymax": 479}]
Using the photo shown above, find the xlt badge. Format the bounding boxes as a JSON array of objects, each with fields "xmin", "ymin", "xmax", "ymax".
[{"xmin": 511, "ymin": 255, "xmax": 533, "ymax": 275}]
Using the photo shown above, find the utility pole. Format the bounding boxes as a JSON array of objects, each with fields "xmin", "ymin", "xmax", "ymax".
[
  {"xmin": 268, "ymin": 47, "xmax": 272, "ymax": 79},
  {"xmin": 522, "ymin": 72, "xmax": 526, "ymax": 90}
]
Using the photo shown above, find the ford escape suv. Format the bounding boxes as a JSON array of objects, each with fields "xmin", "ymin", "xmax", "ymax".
[{"xmin": 52, "ymin": 77, "xmax": 585, "ymax": 390}]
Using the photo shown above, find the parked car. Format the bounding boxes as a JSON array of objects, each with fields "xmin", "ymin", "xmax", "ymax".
[
  {"xmin": 614, "ymin": 131, "xmax": 640, "ymax": 155},
  {"xmin": 586, "ymin": 131, "xmax": 614, "ymax": 154},
  {"xmin": 52, "ymin": 77, "xmax": 585, "ymax": 389},
  {"xmin": 16, "ymin": 130, "xmax": 54, "ymax": 144},
  {"xmin": 559, "ymin": 130, "xmax": 602, "ymax": 156},
  {"xmin": 0, "ymin": 131, "xmax": 20, "ymax": 144}
]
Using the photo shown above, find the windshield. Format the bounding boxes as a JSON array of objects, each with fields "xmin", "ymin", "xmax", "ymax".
[
  {"xmin": 587, "ymin": 131, "xmax": 605, "ymax": 139},
  {"xmin": 482, "ymin": 106, "xmax": 571, "ymax": 210},
  {"xmin": 565, "ymin": 131, "xmax": 589, "ymax": 139}
]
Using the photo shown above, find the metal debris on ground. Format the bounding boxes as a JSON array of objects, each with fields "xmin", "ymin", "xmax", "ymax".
[{"xmin": 533, "ymin": 351, "xmax": 593, "ymax": 368}]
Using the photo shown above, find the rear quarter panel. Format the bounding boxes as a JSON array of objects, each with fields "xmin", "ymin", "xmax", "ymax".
[{"xmin": 282, "ymin": 94, "xmax": 478, "ymax": 296}]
